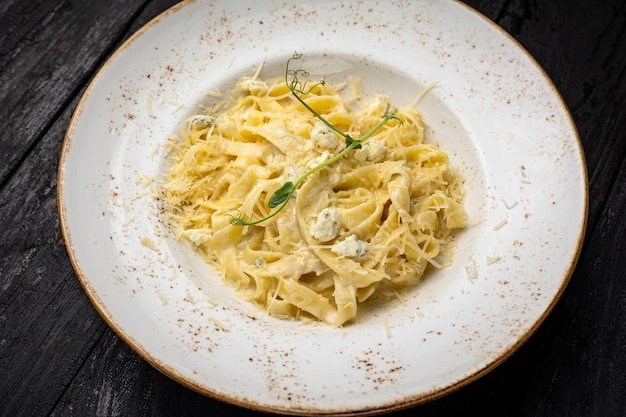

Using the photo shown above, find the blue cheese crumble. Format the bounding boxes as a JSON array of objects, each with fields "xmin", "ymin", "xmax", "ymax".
[
  {"xmin": 311, "ymin": 121, "xmax": 340, "ymax": 152},
  {"xmin": 331, "ymin": 235, "xmax": 369, "ymax": 260},
  {"xmin": 311, "ymin": 207, "xmax": 341, "ymax": 242},
  {"xmin": 238, "ymin": 78, "xmax": 269, "ymax": 96}
]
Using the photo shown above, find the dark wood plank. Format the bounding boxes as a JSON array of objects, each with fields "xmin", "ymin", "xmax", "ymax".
[
  {"xmin": 0, "ymin": 92, "xmax": 107, "ymax": 416},
  {"xmin": 460, "ymin": 0, "xmax": 508, "ymax": 20},
  {"xmin": 0, "ymin": 0, "xmax": 176, "ymax": 415},
  {"xmin": 0, "ymin": 0, "xmax": 152, "ymax": 186}
]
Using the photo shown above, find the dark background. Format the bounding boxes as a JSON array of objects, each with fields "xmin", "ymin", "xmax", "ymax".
[{"xmin": 1, "ymin": 0, "xmax": 625, "ymax": 415}]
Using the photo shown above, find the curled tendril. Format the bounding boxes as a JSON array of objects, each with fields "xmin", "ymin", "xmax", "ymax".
[
  {"xmin": 224, "ymin": 209, "xmax": 247, "ymax": 226},
  {"xmin": 285, "ymin": 53, "xmax": 326, "ymax": 95}
]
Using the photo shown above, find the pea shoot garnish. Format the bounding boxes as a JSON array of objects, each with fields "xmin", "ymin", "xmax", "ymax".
[{"xmin": 228, "ymin": 52, "xmax": 401, "ymax": 227}]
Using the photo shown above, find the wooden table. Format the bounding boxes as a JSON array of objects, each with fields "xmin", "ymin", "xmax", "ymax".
[{"xmin": 1, "ymin": 0, "xmax": 624, "ymax": 415}]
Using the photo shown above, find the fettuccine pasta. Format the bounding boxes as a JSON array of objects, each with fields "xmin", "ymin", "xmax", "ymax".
[{"xmin": 162, "ymin": 69, "xmax": 466, "ymax": 327}]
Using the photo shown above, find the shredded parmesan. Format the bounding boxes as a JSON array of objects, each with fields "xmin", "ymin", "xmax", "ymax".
[
  {"xmin": 165, "ymin": 99, "xmax": 186, "ymax": 113},
  {"xmin": 520, "ymin": 168, "xmax": 531, "ymax": 184},
  {"xmin": 382, "ymin": 317, "xmax": 391, "ymax": 338},
  {"xmin": 465, "ymin": 257, "xmax": 477, "ymax": 281},
  {"xmin": 486, "ymin": 255, "xmax": 502, "ymax": 265},
  {"xmin": 209, "ymin": 316, "xmax": 230, "ymax": 330},
  {"xmin": 492, "ymin": 218, "xmax": 508, "ymax": 231},
  {"xmin": 139, "ymin": 236, "xmax": 158, "ymax": 251},
  {"xmin": 149, "ymin": 141, "xmax": 161, "ymax": 159},
  {"xmin": 204, "ymin": 89, "xmax": 222, "ymax": 98},
  {"xmin": 157, "ymin": 291, "xmax": 168, "ymax": 304},
  {"xmin": 407, "ymin": 81, "xmax": 439, "ymax": 109},
  {"xmin": 502, "ymin": 199, "xmax": 519, "ymax": 209},
  {"xmin": 146, "ymin": 95, "xmax": 156, "ymax": 118},
  {"xmin": 348, "ymin": 75, "xmax": 363, "ymax": 101},
  {"xmin": 131, "ymin": 190, "xmax": 151, "ymax": 201},
  {"xmin": 392, "ymin": 289, "xmax": 408, "ymax": 306}
]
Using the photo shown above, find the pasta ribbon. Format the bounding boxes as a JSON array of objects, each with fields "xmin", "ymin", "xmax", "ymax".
[{"xmin": 163, "ymin": 73, "xmax": 466, "ymax": 326}]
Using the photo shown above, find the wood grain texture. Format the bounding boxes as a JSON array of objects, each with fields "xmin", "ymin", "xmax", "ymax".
[
  {"xmin": 0, "ymin": 1, "xmax": 173, "ymax": 416},
  {"xmin": 0, "ymin": 0, "xmax": 624, "ymax": 415},
  {"xmin": 0, "ymin": 0, "xmax": 150, "ymax": 185},
  {"xmin": 0, "ymin": 91, "xmax": 107, "ymax": 416}
]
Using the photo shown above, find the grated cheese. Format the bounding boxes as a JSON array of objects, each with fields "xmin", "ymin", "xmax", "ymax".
[
  {"xmin": 502, "ymin": 199, "xmax": 519, "ymax": 209},
  {"xmin": 520, "ymin": 168, "xmax": 531, "ymax": 184},
  {"xmin": 139, "ymin": 236, "xmax": 158, "ymax": 251},
  {"xmin": 486, "ymin": 255, "xmax": 502, "ymax": 265},
  {"xmin": 122, "ymin": 214, "xmax": 136, "ymax": 227},
  {"xmin": 492, "ymin": 218, "xmax": 508, "ymax": 231},
  {"xmin": 407, "ymin": 81, "xmax": 439, "ymax": 109},
  {"xmin": 209, "ymin": 316, "xmax": 230, "ymax": 330},
  {"xmin": 392, "ymin": 289, "xmax": 408, "ymax": 306},
  {"xmin": 149, "ymin": 141, "xmax": 161, "ymax": 159},
  {"xmin": 165, "ymin": 98, "xmax": 186, "ymax": 113},
  {"xmin": 204, "ymin": 89, "xmax": 222, "ymax": 97},
  {"xmin": 157, "ymin": 291, "xmax": 168, "ymax": 304},
  {"xmin": 146, "ymin": 95, "xmax": 156, "ymax": 118},
  {"xmin": 348, "ymin": 75, "xmax": 363, "ymax": 102},
  {"xmin": 131, "ymin": 190, "xmax": 151, "ymax": 201},
  {"xmin": 382, "ymin": 317, "xmax": 392, "ymax": 338},
  {"xmin": 465, "ymin": 257, "xmax": 477, "ymax": 281}
]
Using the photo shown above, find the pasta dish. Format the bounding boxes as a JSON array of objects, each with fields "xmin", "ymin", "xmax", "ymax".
[{"xmin": 162, "ymin": 57, "xmax": 466, "ymax": 326}]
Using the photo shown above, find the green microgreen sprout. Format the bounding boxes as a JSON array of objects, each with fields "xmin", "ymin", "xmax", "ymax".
[{"xmin": 229, "ymin": 52, "xmax": 401, "ymax": 227}]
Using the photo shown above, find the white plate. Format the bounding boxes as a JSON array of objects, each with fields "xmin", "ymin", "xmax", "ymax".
[{"xmin": 58, "ymin": 0, "xmax": 587, "ymax": 414}]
